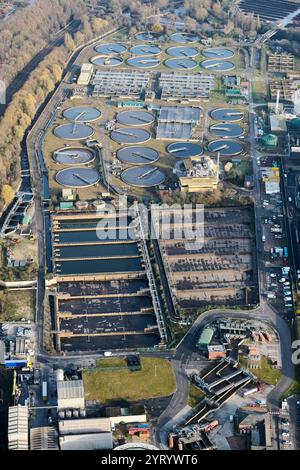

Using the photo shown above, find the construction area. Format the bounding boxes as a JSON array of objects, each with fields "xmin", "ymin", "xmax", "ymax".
[
  {"xmin": 155, "ymin": 207, "xmax": 258, "ymax": 309},
  {"xmin": 51, "ymin": 211, "xmax": 167, "ymax": 352}
]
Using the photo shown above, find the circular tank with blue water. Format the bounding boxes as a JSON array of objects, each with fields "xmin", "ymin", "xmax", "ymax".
[
  {"xmin": 201, "ymin": 59, "xmax": 235, "ymax": 72},
  {"xmin": 135, "ymin": 32, "xmax": 163, "ymax": 42},
  {"xmin": 127, "ymin": 56, "xmax": 160, "ymax": 68},
  {"xmin": 116, "ymin": 110, "xmax": 154, "ymax": 126},
  {"xmin": 53, "ymin": 147, "xmax": 95, "ymax": 165},
  {"xmin": 117, "ymin": 146, "xmax": 159, "ymax": 165},
  {"xmin": 91, "ymin": 55, "xmax": 123, "ymax": 67},
  {"xmin": 207, "ymin": 139, "xmax": 244, "ymax": 156},
  {"xmin": 202, "ymin": 48, "xmax": 234, "ymax": 59},
  {"xmin": 210, "ymin": 108, "xmax": 244, "ymax": 122},
  {"xmin": 55, "ymin": 167, "xmax": 100, "ymax": 188},
  {"xmin": 94, "ymin": 43, "xmax": 127, "ymax": 55},
  {"xmin": 210, "ymin": 123, "xmax": 244, "ymax": 138},
  {"xmin": 165, "ymin": 57, "xmax": 197, "ymax": 70},
  {"xmin": 121, "ymin": 166, "xmax": 165, "ymax": 187},
  {"xmin": 166, "ymin": 46, "xmax": 198, "ymax": 57},
  {"xmin": 111, "ymin": 127, "xmax": 151, "ymax": 144},
  {"xmin": 167, "ymin": 142, "xmax": 203, "ymax": 158},
  {"xmin": 53, "ymin": 123, "xmax": 94, "ymax": 140},
  {"xmin": 63, "ymin": 106, "xmax": 101, "ymax": 122},
  {"xmin": 170, "ymin": 32, "xmax": 198, "ymax": 43},
  {"xmin": 130, "ymin": 44, "xmax": 162, "ymax": 56}
]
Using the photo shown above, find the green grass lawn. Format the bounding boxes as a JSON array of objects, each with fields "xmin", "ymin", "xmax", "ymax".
[
  {"xmin": 281, "ymin": 380, "xmax": 300, "ymax": 400},
  {"xmin": 239, "ymin": 355, "xmax": 282, "ymax": 386},
  {"xmin": 83, "ymin": 357, "xmax": 176, "ymax": 404},
  {"xmin": 188, "ymin": 383, "xmax": 205, "ymax": 408},
  {"xmin": 252, "ymin": 77, "xmax": 268, "ymax": 103},
  {"xmin": 0, "ymin": 289, "xmax": 35, "ymax": 321},
  {"xmin": 95, "ymin": 357, "xmax": 127, "ymax": 369}
]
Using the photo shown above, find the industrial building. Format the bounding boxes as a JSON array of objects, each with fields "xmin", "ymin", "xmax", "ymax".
[
  {"xmin": 270, "ymin": 114, "xmax": 287, "ymax": 133},
  {"xmin": 57, "ymin": 380, "xmax": 85, "ymax": 410},
  {"xmin": 59, "ymin": 418, "xmax": 111, "ymax": 435},
  {"xmin": 30, "ymin": 426, "xmax": 59, "ymax": 450},
  {"xmin": 77, "ymin": 63, "xmax": 94, "ymax": 86},
  {"xmin": 8, "ymin": 405, "xmax": 28, "ymax": 450},
  {"xmin": 156, "ymin": 106, "xmax": 201, "ymax": 140},
  {"xmin": 59, "ymin": 432, "xmax": 113, "ymax": 450},
  {"xmin": 159, "ymin": 72, "xmax": 215, "ymax": 101},
  {"xmin": 179, "ymin": 155, "xmax": 219, "ymax": 192},
  {"xmin": 92, "ymin": 70, "xmax": 151, "ymax": 98}
]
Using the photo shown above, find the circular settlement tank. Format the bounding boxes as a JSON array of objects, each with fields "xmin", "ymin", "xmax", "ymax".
[
  {"xmin": 210, "ymin": 123, "xmax": 244, "ymax": 138},
  {"xmin": 201, "ymin": 59, "xmax": 235, "ymax": 72},
  {"xmin": 55, "ymin": 167, "xmax": 100, "ymax": 188},
  {"xmin": 75, "ymin": 200, "xmax": 89, "ymax": 210},
  {"xmin": 135, "ymin": 31, "xmax": 162, "ymax": 42},
  {"xmin": 167, "ymin": 142, "xmax": 203, "ymax": 158},
  {"xmin": 94, "ymin": 42, "xmax": 127, "ymax": 55},
  {"xmin": 170, "ymin": 32, "xmax": 198, "ymax": 43},
  {"xmin": 130, "ymin": 44, "xmax": 162, "ymax": 56},
  {"xmin": 166, "ymin": 46, "xmax": 199, "ymax": 57},
  {"xmin": 117, "ymin": 146, "xmax": 159, "ymax": 165},
  {"xmin": 111, "ymin": 127, "xmax": 150, "ymax": 144},
  {"xmin": 53, "ymin": 148, "xmax": 95, "ymax": 165},
  {"xmin": 207, "ymin": 139, "xmax": 244, "ymax": 156},
  {"xmin": 165, "ymin": 57, "xmax": 197, "ymax": 70},
  {"xmin": 53, "ymin": 123, "xmax": 94, "ymax": 141},
  {"xmin": 127, "ymin": 56, "xmax": 160, "ymax": 68},
  {"xmin": 63, "ymin": 106, "xmax": 101, "ymax": 122},
  {"xmin": 211, "ymin": 108, "xmax": 244, "ymax": 122},
  {"xmin": 121, "ymin": 166, "xmax": 165, "ymax": 187},
  {"xmin": 116, "ymin": 110, "xmax": 154, "ymax": 126},
  {"xmin": 202, "ymin": 47, "xmax": 234, "ymax": 59},
  {"xmin": 90, "ymin": 55, "xmax": 123, "ymax": 67}
]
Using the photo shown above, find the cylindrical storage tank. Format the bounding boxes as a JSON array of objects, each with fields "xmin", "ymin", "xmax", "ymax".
[
  {"xmin": 290, "ymin": 117, "xmax": 300, "ymax": 132},
  {"xmin": 258, "ymin": 133, "xmax": 278, "ymax": 148},
  {"xmin": 75, "ymin": 200, "xmax": 89, "ymax": 210},
  {"xmin": 66, "ymin": 410, "xmax": 72, "ymax": 418},
  {"xmin": 79, "ymin": 409, "xmax": 86, "ymax": 418},
  {"xmin": 73, "ymin": 409, "xmax": 79, "ymax": 418},
  {"xmin": 93, "ymin": 199, "xmax": 106, "ymax": 210},
  {"xmin": 56, "ymin": 369, "xmax": 64, "ymax": 382},
  {"xmin": 58, "ymin": 410, "xmax": 65, "ymax": 419}
]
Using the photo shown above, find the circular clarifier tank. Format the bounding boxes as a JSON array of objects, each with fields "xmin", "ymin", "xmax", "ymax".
[
  {"xmin": 211, "ymin": 108, "xmax": 244, "ymax": 122},
  {"xmin": 111, "ymin": 127, "xmax": 151, "ymax": 144},
  {"xmin": 167, "ymin": 142, "xmax": 203, "ymax": 158},
  {"xmin": 127, "ymin": 56, "xmax": 160, "ymax": 68},
  {"xmin": 130, "ymin": 44, "xmax": 162, "ymax": 55},
  {"xmin": 117, "ymin": 146, "xmax": 159, "ymax": 165},
  {"xmin": 202, "ymin": 47, "xmax": 234, "ymax": 59},
  {"xmin": 166, "ymin": 46, "xmax": 198, "ymax": 57},
  {"xmin": 90, "ymin": 55, "xmax": 123, "ymax": 67},
  {"xmin": 121, "ymin": 166, "xmax": 165, "ymax": 187},
  {"xmin": 170, "ymin": 32, "xmax": 198, "ymax": 43},
  {"xmin": 207, "ymin": 139, "xmax": 244, "ymax": 156},
  {"xmin": 165, "ymin": 57, "xmax": 197, "ymax": 69},
  {"xmin": 53, "ymin": 147, "xmax": 95, "ymax": 165},
  {"xmin": 53, "ymin": 123, "xmax": 94, "ymax": 140},
  {"xmin": 135, "ymin": 31, "xmax": 162, "ymax": 42},
  {"xmin": 210, "ymin": 123, "xmax": 244, "ymax": 138},
  {"xmin": 201, "ymin": 59, "xmax": 235, "ymax": 71},
  {"xmin": 63, "ymin": 106, "xmax": 101, "ymax": 122},
  {"xmin": 55, "ymin": 167, "xmax": 100, "ymax": 188},
  {"xmin": 116, "ymin": 110, "xmax": 154, "ymax": 126},
  {"xmin": 94, "ymin": 42, "xmax": 127, "ymax": 55}
]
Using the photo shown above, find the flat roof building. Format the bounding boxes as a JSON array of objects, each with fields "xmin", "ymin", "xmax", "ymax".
[
  {"xmin": 59, "ymin": 432, "xmax": 113, "ymax": 450},
  {"xmin": 59, "ymin": 418, "xmax": 111, "ymax": 435},
  {"xmin": 8, "ymin": 405, "xmax": 28, "ymax": 450},
  {"xmin": 77, "ymin": 64, "xmax": 94, "ymax": 86},
  {"xmin": 57, "ymin": 380, "xmax": 85, "ymax": 410},
  {"xmin": 179, "ymin": 155, "xmax": 219, "ymax": 192},
  {"xmin": 196, "ymin": 327, "xmax": 214, "ymax": 350}
]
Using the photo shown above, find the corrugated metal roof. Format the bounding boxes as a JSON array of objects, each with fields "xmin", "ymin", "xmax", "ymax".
[
  {"xmin": 57, "ymin": 380, "xmax": 84, "ymax": 400},
  {"xmin": 197, "ymin": 327, "xmax": 214, "ymax": 346},
  {"xmin": 8, "ymin": 405, "xmax": 28, "ymax": 450}
]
